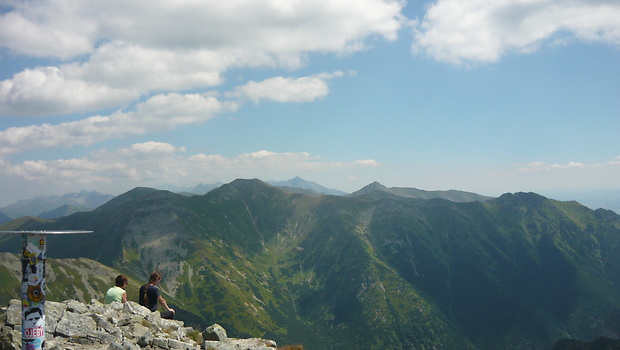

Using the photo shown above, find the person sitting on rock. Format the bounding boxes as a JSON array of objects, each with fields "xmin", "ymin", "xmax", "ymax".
[
  {"xmin": 104, "ymin": 274, "xmax": 128, "ymax": 304},
  {"xmin": 139, "ymin": 271, "xmax": 175, "ymax": 319}
]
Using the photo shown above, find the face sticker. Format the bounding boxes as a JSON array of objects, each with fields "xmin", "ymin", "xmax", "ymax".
[{"xmin": 24, "ymin": 307, "xmax": 43, "ymax": 328}]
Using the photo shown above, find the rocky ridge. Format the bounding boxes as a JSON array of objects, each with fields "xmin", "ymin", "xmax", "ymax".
[{"xmin": 0, "ymin": 299, "xmax": 276, "ymax": 350}]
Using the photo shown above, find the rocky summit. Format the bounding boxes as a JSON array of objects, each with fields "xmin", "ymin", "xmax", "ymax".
[{"xmin": 0, "ymin": 299, "xmax": 276, "ymax": 350}]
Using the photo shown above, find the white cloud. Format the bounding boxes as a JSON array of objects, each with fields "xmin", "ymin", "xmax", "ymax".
[
  {"xmin": 122, "ymin": 141, "xmax": 184, "ymax": 155},
  {"xmin": 518, "ymin": 161, "xmax": 586, "ymax": 172},
  {"xmin": 0, "ymin": 0, "xmax": 404, "ymax": 116},
  {"xmin": 3, "ymin": 141, "xmax": 188, "ymax": 184},
  {"xmin": 231, "ymin": 76, "xmax": 331, "ymax": 103},
  {"xmin": 96, "ymin": 0, "xmax": 404, "ymax": 55},
  {"xmin": 0, "ymin": 69, "xmax": 343, "ymax": 156},
  {"xmin": 354, "ymin": 159, "xmax": 380, "ymax": 167},
  {"xmin": 0, "ymin": 0, "xmax": 403, "ymax": 57},
  {"xmin": 0, "ymin": 67, "xmax": 139, "ymax": 116},
  {"xmin": 0, "ymin": 143, "xmax": 380, "ymax": 190},
  {"xmin": 413, "ymin": 0, "xmax": 620, "ymax": 64},
  {"xmin": 496, "ymin": 157, "xmax": 620, "ymax": 195},
  {"xmin": 516, "ymin": 157, "xmax": 620, "ymax": 174},
  {"xmin": 61, "ymin": 41, "xmax": 228, "ymax": 91},
  {"xmin": 0, "ymin": 93, "xmax": 236, "ymax": 155},
  {"xmin": 0, "ymin": 5, "xmax": 96, "ymax": 59}
]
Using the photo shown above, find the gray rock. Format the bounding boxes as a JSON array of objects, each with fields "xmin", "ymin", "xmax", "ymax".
[
  {"xmin": 0, "ymin": 325, "xmax": 20, "ymax": 350},
  {"xmin": 138, "ymin": 332, "xmax": 154, "ymax": 347},
  {"xmin": 46, "ymin": 300, "xmax": 68, "ymax": 333},
  {"xmin": 203, "ymin": 323, "xmax": 228, "ymax": 342},
  {"xmin": 55, "ymin": 309, "xmax": 97, "ymax": 337},
  {"xmin": 202, "ymin": 338, "xmax": 277, "ymax": 350},
  {"xmin": 114, "ymin": 339, "xmax": 143, "ymax": 350},
  {"xmin": 89, "ymin": 329, "xmax": 122, "ymax": 344},
  {"xmin": 124, "ymin": 301, "xmax": 151, "ymax": 318},
  {"xmin": 168, "ymin": 339, "xmax": 196, "ymax": 350},
  {"xmin": 0, "ymin": 299, "xmax": 276, "ymax": 350},
  {"xmin": 92, "ymin": 314, "xmax": 118, "ymax": 334},
  {"xmin": 5, "ymin": 300, "xmax": 21, "ymax": 327},
  {"xmin": 65, "ymin": 299, "xmax": 88, "ymax": 313}
]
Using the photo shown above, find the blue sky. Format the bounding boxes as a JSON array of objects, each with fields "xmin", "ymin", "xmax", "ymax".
[{"xmin": 0, "ymin": 0, "xmax": 619, "ymax": 206}]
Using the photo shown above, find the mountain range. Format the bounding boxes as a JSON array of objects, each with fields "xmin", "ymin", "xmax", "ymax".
[
  {"xmin": 0, "ymin": 190, "xmax": 115, "ymax": 223},
  {"xmin": 0, "ymin": 177, "xmax": 490, "ymax": 224},
  {"xmin": 0, "ymin": 179, "xmax": 619, "ymax": 349}
]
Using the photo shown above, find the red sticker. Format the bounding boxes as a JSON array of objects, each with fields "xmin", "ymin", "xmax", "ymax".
[{"xmin": 24, "ymin": 327, "xmax": 44, "ymax": 338}]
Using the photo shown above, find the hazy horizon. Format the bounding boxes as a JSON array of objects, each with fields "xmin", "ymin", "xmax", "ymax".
[{"xmin": 1, "ymin": 177, "xmax": 619, "ymax": 216}]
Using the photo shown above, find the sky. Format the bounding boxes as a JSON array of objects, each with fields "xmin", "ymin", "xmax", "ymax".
[{"xmin": 0, "ymin": 0, "xmax": 619, "ymax": 206}]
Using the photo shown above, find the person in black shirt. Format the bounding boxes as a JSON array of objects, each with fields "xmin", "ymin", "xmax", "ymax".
[{"xmin": 139, "ymin": 271, "xmax": 175, "ymax": 319}]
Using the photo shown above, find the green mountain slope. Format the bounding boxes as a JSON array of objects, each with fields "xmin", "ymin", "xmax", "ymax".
[{"xmin": 1, "ymin": 179, "xmax": 619, "ymax": 349}]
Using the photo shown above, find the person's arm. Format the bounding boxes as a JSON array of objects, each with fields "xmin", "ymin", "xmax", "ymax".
[
  {"xmin": 157, "ymin": 295, "xmax": 175, "ymax": 313},
  {"xmin": 122, "ymin": 291, "xmax": 127, "ymax": 303}
]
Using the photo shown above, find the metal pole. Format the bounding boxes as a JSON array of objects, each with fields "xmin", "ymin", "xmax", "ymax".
[
  {"xmin": 1, "ymin": 230, "xmax": 92, "ymax": 350},
  {"xmin": 21, "ymin": 233, "xmax": 47, "ymax": 350}
]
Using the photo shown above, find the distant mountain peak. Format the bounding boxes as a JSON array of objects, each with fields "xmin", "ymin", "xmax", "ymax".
[
  {"xmin": 352, "ymin": 181, "xmax": 391, "ymax": 196},
  {"xmin": 93, "ymin": 187, "xmax": 158, "ymax": 213},
  {"xmin": 268, "ymin": 177, "xmax": 347, "ymax": 196}
]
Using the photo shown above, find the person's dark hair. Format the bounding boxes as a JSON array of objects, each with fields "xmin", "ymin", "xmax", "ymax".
[
  {"xmin": 115, "ymin": 275, "xmax": 128, "ymax": 287},
  {"xmin": 148, "ymin": 271, "xmax": 162, "ymax": 284},
  {"xmin": 143, "ymin": 271, "xmax": 162, "ymax": 306}
]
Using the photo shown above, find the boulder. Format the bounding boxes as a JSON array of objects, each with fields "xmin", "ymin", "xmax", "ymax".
[{"xmin": 203, "ymin": 324, "xmax": 228, "ymax": 342}]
